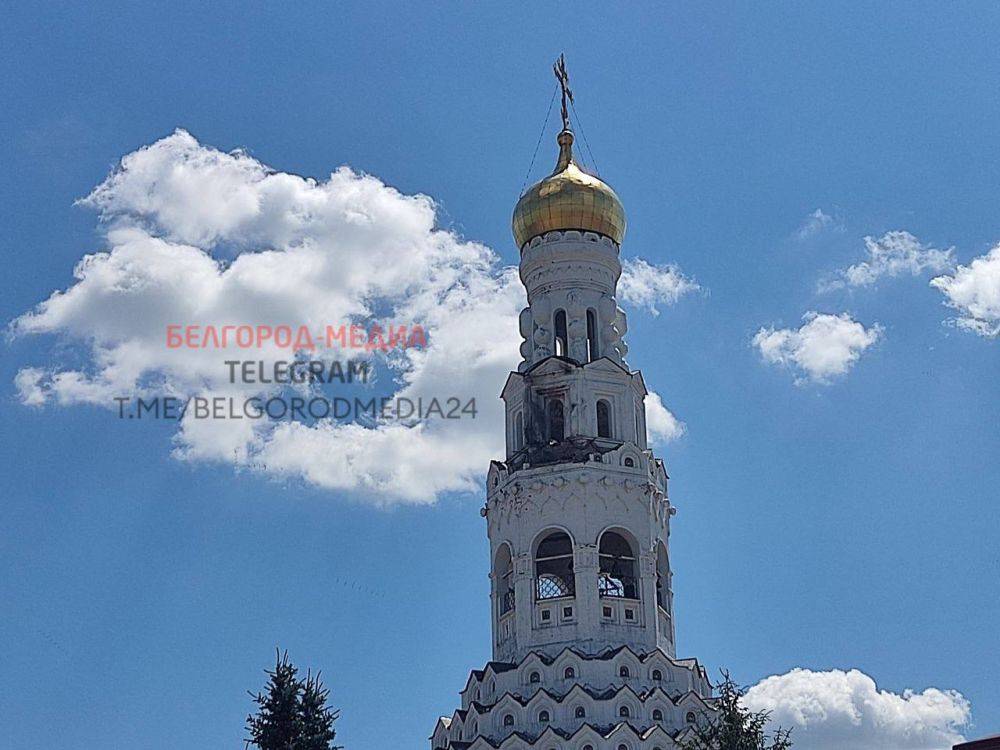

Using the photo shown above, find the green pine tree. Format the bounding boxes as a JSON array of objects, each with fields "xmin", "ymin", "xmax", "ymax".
[
  {"xmin": 246, "ymin": 650, "xmax": 340, "ymax": 750},
  {"xmin": 681, "ymin": 671, "xmax": 793, "ymax": 750},
  {"xmin": 298, "ymin": 670, "xmax": 339, "ymax": 750},
  {"xmin": 246, "ymin": 650, "xmax": 301, "ymax": 750}
]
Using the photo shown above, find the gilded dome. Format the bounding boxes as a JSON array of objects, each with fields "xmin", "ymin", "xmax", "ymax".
[{"xmin": 512, "ymin": 129, "xmax": 626, "ymax": 249}]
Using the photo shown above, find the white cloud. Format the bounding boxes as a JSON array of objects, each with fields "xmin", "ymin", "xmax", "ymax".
[
  {"xmin": 820, "ymin": 231, "xmax": 954, "ymax": 291},
  {"xmin": 745, "ymin": 668, "xmax": 971, "ymax": 750},
  {"xmin": 795, "ymin": 209, "xmax": 839, "ymax": 240},
  {"xmin": 644, "ymin": 391, "xmax": 685, "ymax": 443},
  {"xmin": 13, "ymin": 130, "xmax": 686, "ymax": 504},
  {"xmin": 753, "ymin": 312, "xmax": 882, "ymax": 384},
  {"xmin": 930, "ymin": 244, "xmax": 1000, "ymax": 337},
  {"xmin": 618, "ymin": 258, "xmax": 699, "ymax": 315},
  {"xmin": 14, "ymin": 367, "xmax": 47, "ymax": 406}
]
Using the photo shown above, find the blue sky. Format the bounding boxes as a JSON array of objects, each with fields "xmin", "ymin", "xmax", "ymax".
[{"xmin": 2, "ymin": 3, "xmax": 998, "ymax": 749}]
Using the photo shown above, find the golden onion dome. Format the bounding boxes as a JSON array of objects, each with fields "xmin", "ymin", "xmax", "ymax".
[{"xmin": 512, "ymin": 129, "xmax": 626, "ymax": 249}]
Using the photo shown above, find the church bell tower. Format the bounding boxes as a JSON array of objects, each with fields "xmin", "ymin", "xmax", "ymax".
[{"xmin": 430, "ymin": 58, "xmax": 713, "ymax": 750}]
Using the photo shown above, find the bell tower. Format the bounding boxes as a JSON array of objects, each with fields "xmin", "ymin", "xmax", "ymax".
[{"xmin": 430, "ymin": 59, "xmax": 713, "ymax": 750}]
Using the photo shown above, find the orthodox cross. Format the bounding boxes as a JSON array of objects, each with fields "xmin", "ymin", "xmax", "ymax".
[{"xmin": 553, "ymin": 53, "xmax": 574, "ymax": 131}]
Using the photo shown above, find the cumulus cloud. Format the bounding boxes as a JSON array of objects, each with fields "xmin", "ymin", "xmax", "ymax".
[
  {"xmin": 13, "ymin": 130, "xmax": 686, "ymax": 504},
  {"xmin": 644, "ymin": 392, "xmax": 685, "ymax": 443},
  {"xmin": 753, "ymin": 312, "xmax": 882, "ymax": 384},
  {"xmin": 930, "ymin": 244, "xmax": 1000, "ymax": 337},
  {"xmin": 745, "ymin": 668, "xmax": 971, "ymax": 750},
  {"xmin": 819, "ymin": 231, "xmax": 954, "ymax": 292},
  {"xmin": 795, "ymin": 209, "xmax": 839, "ymax": 240},
  {"xmin": 618, "ymin": 258, "xmax": 699, "ymax": 315}
]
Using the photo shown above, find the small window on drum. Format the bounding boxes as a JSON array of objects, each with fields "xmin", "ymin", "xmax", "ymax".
[
  {"xmin": 554, "ymin": 309, "xmax": 568, "ymax": 357},
  {"xmin": 596, "ymin": 399, "xmax": 612, "ymax": 438},
  {"xmin": 619, "ymin": 666, "xmax": 630, "ymax": 678},
  {"xmin": 686, "ymin": 711, "xmax": 697, "ymax": 724},
  {"xmin": 564, "ymin": 666, "xmax": 575, "ymax": 679},
  {"xmin": 547, "ymin": 399, "xmax": 565, "ymax": 443},
  {"xmin": 652, "ymin": 709, "xmax": 663, "ymax": 721},
  {"xmin": 574, "ymin": 706, "xmax": 585, "ymax": 718},
  {"xmin": 618, "ymin": 706, "xmax": 630, "ymax": 718},
  {"xmin": 538, "ymin": 710, "xmax": 550, "ymax": 723},
  {"xmin": 586, "ymin": 308, "xmax": 599, "ymax": 361},
  {"xmin": 503, "ymin": 714, "xmax": 514, "ymax": 727},
  {"xmin": 652, "ymin": 669, "xmax": 662, "ymax": 681},
  {"xmin": 529, "ymin": 671, "xmax": 540, "ymax": 684}
]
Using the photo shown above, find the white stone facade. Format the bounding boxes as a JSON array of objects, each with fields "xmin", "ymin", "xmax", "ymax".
[{"xmin": 430, "ymin": 229, "xmax": 714, "ymax": 749}]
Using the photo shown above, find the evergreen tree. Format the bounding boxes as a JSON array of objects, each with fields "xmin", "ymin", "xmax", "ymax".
[
  {"xmin": 246, "ymin": 650, "xmax": 302, "ymax": 750},
  {"xmin": 298, "ymin": 670, "xmax": 339, "ymax": 750},
  {"xmin": 681, "ymin": 671, "xmax": 793, "ymax": 750},
  {"xmin": 246, "ymin": 651, "xmax": 340, "ymax": 750}
]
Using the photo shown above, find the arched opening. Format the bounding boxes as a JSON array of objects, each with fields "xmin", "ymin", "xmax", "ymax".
[
  {"xmin": 553, "ymin": 309, "xmax": 568, "ymax": 356},
  {"xmin": 586, "ymin": 308, "xmax": 599, "ymax": 361},
  {"xmin": 538, "ymin": 710, "xmax": 550, "ymax": 723},
  {"xmin": 535, "ymin": 531, "xmax": 575, "ymax": 600},
  {"xmin": 686, "ymin": 712, "xmax": 697, "ymax": 724},
  {"xmin": 564, "ymin": 666, "xmax": 575, "ymax": 679},
  {"xmin": 619, "ymin": 665, "xmax": 630, "ymax": 678},
  {"xmin": 503, "ymin": 714, "xmax": 515, "ymax": 727},
  {"xmin": 529, "ymin": 671, "xmax": 540, "ymax": 684},
  {"xmin": 547, "ymin": 399, "xmax": 565, "ymax": 443},
  {"xmin": 599, "ymin": 530, "xmax": 639, "ymax": 599},
  {"xmin": 623, "ymin": 456, "xmax": 634, "ymax": 467},
  {"xmin": 652, "ymin": 669, "xmax": 662, "ymax": 681},
  {"xmin": 656, "ymin": 542, "xmax": 670, "ymax": 611},
  {"xmin": 652, "ymin": 708, "xmax": 663, "ymax": 721},
  {"xmin": 596, "ymin": 399, "xmax": 612, "ymax": 438},
  {"xmin": 513, "ymin": 411, "xmax": 523, "ymax": 452},
  {"xmin": 618, "ymin": 706, "xmax": 630, "ymax": 718},
  {"xmin": 574, "ymin": 706, "xmax": 586, "ymax": 718},
  {"xmin": 496, "ymin": 544, "xmax": 514, "ymax": 616}
]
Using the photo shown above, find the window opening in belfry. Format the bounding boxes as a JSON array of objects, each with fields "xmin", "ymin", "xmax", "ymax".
[
  {"xmin": 599, "ymin": 531, "xmax": 639, "ymax": 599},
  {"xmin": 535, "ymin": 531, "xmax": 575, "ymax": 599},
  {"xmin": 497, "ymin": 544, "xmax": 514, "ymax": 616}
]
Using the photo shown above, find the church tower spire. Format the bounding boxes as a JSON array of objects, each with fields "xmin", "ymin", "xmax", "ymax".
[{"xmin": 430, "ymin": 59, "xmax": 714, "ymax": 750}]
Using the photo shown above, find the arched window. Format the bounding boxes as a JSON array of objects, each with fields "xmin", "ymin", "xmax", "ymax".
[
  {"xmin": 686, "ymin": 711, "xmax": 697, "ymax": 724},
  {"xmin": 513, "ymin": 411, "xmax": 524, "ymax": 452},
  {"xmin": 504, "ymin": 714, "xmax": 514, "ymax": 727},
  {"xmin": 596, "ymin": 399, "xmax": 612, "ymax": 438},
  {"xmin": 547, "ymin": 399, "xmax": 565, "ymax": 443},
  {"xmin": 656, "ymin": 542, "xmax": 670, "ymax": 611},
  {"xmin": 583, "ymin": 745, "xmax": 594, "ymax": 750},
  {"xmin": 529, "ymin": 671, "xmax": 540, "ymax": 684},
  {"xmin": 619, "ymin": 666, "xmax": 630, "ymax": 678},
  {"xmin": 574, "ymin": 706, "xmax": 586, "ymax": 718},
  {"xmin": 652, "ymin": 669, "xmax": 662, "ymax": 681},
  {"xmin": 619, "ymin": 706, "xmax": 630, "ymax": 718},
  {"xmin": 554, "ymin": 309, "xmax": 568, "ymax": 357},
  {"xmin": 538, "ymin": 710, "xmax": 550, "ymax": 723},
  {"xmin": 564, "ymin": 666, "xmax": 575, "ymax": 679},
  {"xmin": 586, "ymin": 308, "xmax": 599, "ymax": 361},
  {"xmin": 618, "ymin": 745, "xmax": 629, "ymax": 750},
  {"xmin": 535, "ymin": 531, "xmax": 575, "ymax": 599},
  {"xmin": 652, "ymin": 709, "xmax": 663, "ymax": 721},
  {"xmin": 496, "ymin": 544, "xmax": 514, "ymax": 616},
  {"xmin": 623, "ymin": 456, "xmax": 634, "ymax": 467},
  {"xmin": 599, "ymin": 531, "xmax": 639, "ymax": 599}
]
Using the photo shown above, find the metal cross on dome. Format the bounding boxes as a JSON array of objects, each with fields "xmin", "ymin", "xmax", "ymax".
[{"xmin": 553, "ymin": 53, "xmax": 574, "ymax": 132}]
